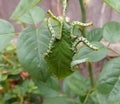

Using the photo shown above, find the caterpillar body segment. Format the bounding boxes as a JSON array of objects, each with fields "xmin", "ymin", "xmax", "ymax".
[
  {"xmin": 70, "ymin": 21, "xmax": 93, "ymax": 38},
  {"xmin": 71, "ymin": 21, "xmax": 93, "ymax": 27},
  {"xmin": 46, "ymin": 18, "xmax": 56, "ymax": 55},
  {"xmin": 71, "ymin": 58, "xmax": 89, "ymax": 69},
  {"xmin": 47, "ymin": 10, "xmax": 63, "ymax": 40},
  {"xmin": 72, "ymin": 37, "xmax": 98, "ymax": 52},
  {"xmin": 47, "ymin": 10, "xmax": 61, "ymax": 23}
]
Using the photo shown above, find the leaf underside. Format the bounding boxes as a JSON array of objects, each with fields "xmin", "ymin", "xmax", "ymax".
[{"xmin": 45, "ymin": 23, "xmax": 74, "ymax": 79}]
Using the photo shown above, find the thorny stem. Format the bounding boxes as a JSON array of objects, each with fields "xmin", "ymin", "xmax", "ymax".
[
  {"xmin": 79, "ymin": 0, "xmax": 86, "ymax": 23},
  {"xmin": 87, "ymin": 62, "xmax": 95, "ymax": 88},
  {"xmin": 78, "ymin": 1, "xmax": 95, "ymax": 103},
  {"xmin": 78, "ymin": 0, "xmax": 95, "ymax": 88},
  {"xmin": 79, "ymin": 0, "xmax": 86, "ymax": 36},
  {"xmin": 82, "ymin": 62, "xmax": 95, "ymax": 104}
]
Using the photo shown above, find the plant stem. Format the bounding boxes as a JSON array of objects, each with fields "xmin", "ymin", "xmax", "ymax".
[
  {"xmin": 78, "ymin": 0, "xmax": 95, "ymax": 102},
  {"xmin": 79, "ymin": 0, "xmax": 86, "ymax": 23},
  {"xmin": 79, "ymin": 0, "xmax": 86, "ymax": 36},
  {"xmin": 87, "ymin": 62, "xmax": 95, "ymax": 88},
  {"xmin": 79, "ymin": 0, "xmax": 95, "ymax": 89},
  {"xmin": 83, "ymin": 88, "xmax": 95, "ymax": 104}
]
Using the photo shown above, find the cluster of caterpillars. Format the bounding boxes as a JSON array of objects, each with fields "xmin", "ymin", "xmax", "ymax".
[
  {"xmin": 46, "ymin": 12, "xmax": 98, "ymax": 55},
  {"xmin": 43, "ymin": 0, "xmax": 99, "ymax": 78}
]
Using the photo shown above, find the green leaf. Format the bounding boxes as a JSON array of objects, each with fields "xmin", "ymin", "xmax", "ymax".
[
  {"xmin": 103, "ymin": 0, "xmax": 120, "ymax": 13},
  {"xmin": 72, "ymin": 42, "xmax": 108, "ymax": 64},
  {"xmin": 21, "ymin": 79, "xmax": 37, "ymax": 93},
  {"xmin": 0, "ymin": 19, "xmax": 15, "ymax": 52},
  {"xmin": 17, "ymin": 25, "xmax": 50, "ymax": 81},
  {"xmin": 86, "ymin": 28, "xmax": 103, "ymax": 42},
  {"xmin": 63, "ymin": 71, "xmax": 90, "ymax": 96},
  {"xmin": 19, "ymin": 6, "xmax": 45, "ymax": 24},
  {"xmin": 11, "ymin": 0, "xmax": 42, "ymax": 20},
  {"xmin": 0, "ymin": 74, "xmax": 8, "ymax": 81},
  {"xmin": 34, "ymin": 77, "xmax": 60, "ymax": 98},
  {"xmin": 3, "ymin": 92, "xmax": 14, "ymax": 102},
  {"xmin": 45, "ymin": 23, "xmax": 73, "ymax": 79},
  {"xmin": 85, "ymin": 91, "xmax": 101, "ymax": 104},
  {"xmin": 46, "ymin": 77, "xmax": 60, "ymax": 91},
  {"xmin": 63, "ymin": 79, "xmax": 76, "ymax": 97},
  {"xmin": 10, "ymin": 68, "xmax": 22, "ymax": 75},
  {"xmin": 43, "ymin": 97, "xmax": 74, "ymax": 104},
  {"xmin": 103, "ymin": 21, "xmax": 120, "ymax": 43},
  {"xmin": 13, "ymin": 86, "xmax": 26, "ymax": 96},
  {"xmin": 96, "ymin": 57, "xmax": 120, "ymax": 104}
]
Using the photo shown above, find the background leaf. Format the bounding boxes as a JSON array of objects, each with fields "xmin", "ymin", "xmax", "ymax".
[
  {"xmin": 0, "ymin": 74, "xmax": 8, "ymax": 81},
  {"xmin": 63, "ymin": 71, "xmax": 90, "ymax": 96},
  {"xmin": 85, "ymin": 91, "xmax": 101, "ymax": 104},
  {"xmin": 63, "ymin": 79, "xmax": 76, "ymax": 97},
  {"xmin": 0, "ymin": 19, "xmax": 15, "ymax": 52},
  {"xmin": 103, "ymin": 0, "xmax": 120, "ymax": 13},
  {"xmin": 86, "ymin": 28, "xmax": 103, "ymax": 42},
  {"xmin": 72, "ymin": 42, "xmax": 108, "ymax": 63},
  {"xmin": 19, "ymin": 6, "xmax": 45, "ymax": 24},
  {"xmin": 96, "ymin": 57, "xmax": 120, "ymax": 104},
  {"xmin": 17, "ymin": 24, "xmax": 50, "ymax": 81},
  {"xmin": 43, "ymin": 97, "xmax": 74, "ymax": 104},
  {"xmin": 103, "ymin": 21, "xmax": 120, "ymax": 43},
  {"xmin": 11, "ymin": 0, "xmax": 42, "ymax": 19},
  {"xmin": 34, "ymin": 77, "xmax": 60, "ymax": 98}
]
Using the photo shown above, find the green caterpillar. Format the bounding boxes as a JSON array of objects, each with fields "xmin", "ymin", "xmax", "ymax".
[
  {"xmin": 47, "ymin": 10, "xmax": 61, "ymax": 22},
  {"xmin": 46, "ymin": 10, "xmax": 97, "ymax": 55},
  {"xmin": 70, "ymin": 21, "xmax": 93, "ymax": 38},
  {"xmin": 72, "ymin": 37, "xmax": 98, "ymax": 52},
  {"xmin": 46, "ymin": 18, "xmax": 56, "ymax": 54}
]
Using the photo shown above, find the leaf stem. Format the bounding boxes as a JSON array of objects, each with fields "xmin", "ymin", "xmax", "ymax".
[
  {"xmin": 83, "ymin": 88, "xmax": 95, "ymax": 104},
  {"xmin": 87, "ymin": 62, "xmax": 95, "ymax": 88},
  {"xmin": 79, "ymin": 0, "xmax": 95, "ymax": 96},
  {"xmin": 78, "ymin": 1, "xmax": 95, "ymax": 102},
  {"xmin": 107, "ymin": 47, "xmax": 120, "ymax": 56}
]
